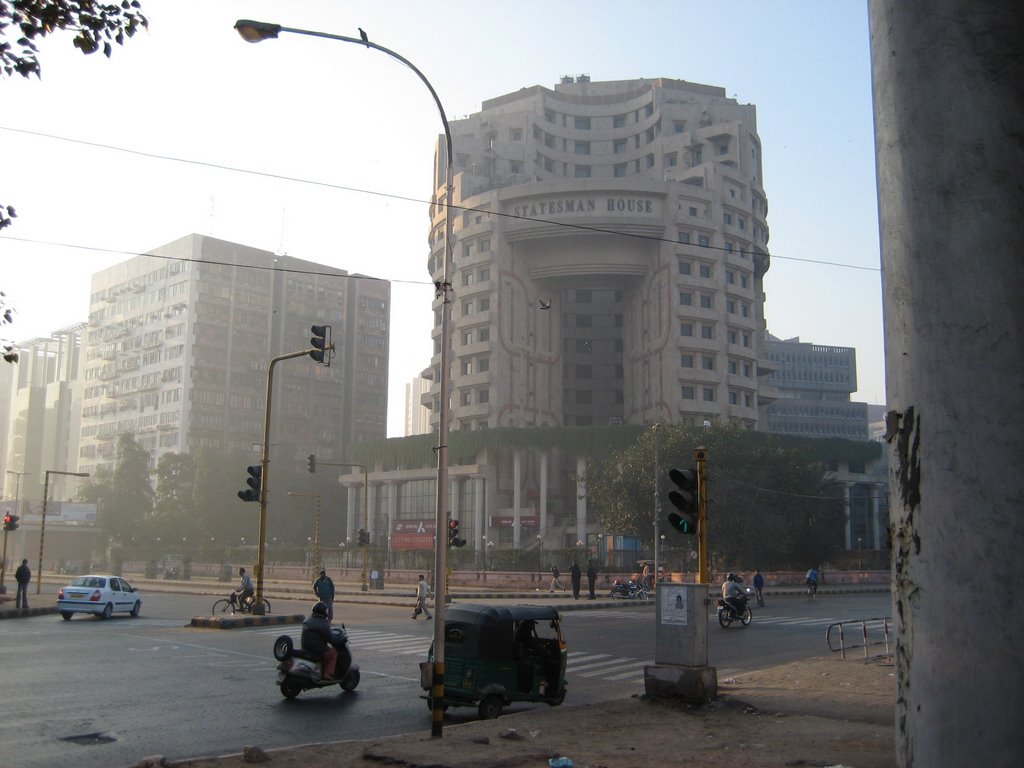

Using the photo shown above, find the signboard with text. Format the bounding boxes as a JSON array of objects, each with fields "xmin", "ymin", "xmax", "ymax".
[
  {"xmin": 390, "ymin": 520, "xmax": 437, "ymax": 550},
  {"xmin": 489, "ymin": 515, "xmax": 540, "ymax": 528}
]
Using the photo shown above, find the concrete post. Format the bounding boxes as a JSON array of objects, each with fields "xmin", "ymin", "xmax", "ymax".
[{"xmin": 869, "ymin": 1, "xmax": 1024, "ymax": 765}]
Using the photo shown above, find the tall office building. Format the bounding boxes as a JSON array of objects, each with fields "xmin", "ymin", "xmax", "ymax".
[
  {"xmin": 423, "ymin": 76, "xmax": 773, "ymax": 431},
  {"xmin": 78, "ymin": 235, "xmax": 389, "ymax": 475},
  {"xmin": 762, "ymin": 334, "xmax": 868, "ymax": 440}
]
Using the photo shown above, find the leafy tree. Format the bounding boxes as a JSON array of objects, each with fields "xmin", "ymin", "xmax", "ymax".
[
  {"xmin": 80, "ymin": 433, "xmax": 154, "ymax": 546},
  {"xmin": 584, "ymin": 424, "xmax": 846, "ymax": 571},
  {"xmin": 146, "ymin": 451, "xmax": 196, "ymax": 541}
]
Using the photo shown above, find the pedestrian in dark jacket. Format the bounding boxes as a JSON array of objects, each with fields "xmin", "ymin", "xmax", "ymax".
[
  {"xmin": 14, "ymin": 559, "xmax": 30, "ymax": 610},
  {"xmin": 586, "ymin": 561, "xmax": 598, "ymax": 599},
  {"xmin": 313, "ymin": 569, "xmax": 336, "ymax": 621},
  {"xmin": 570, "ymin": 560, "xmax": 582, "ymax": 600}
]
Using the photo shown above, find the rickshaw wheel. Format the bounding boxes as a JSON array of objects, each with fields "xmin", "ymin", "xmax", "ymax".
[
  {"xmin": 478, "ymin": 694, "xmax": 503, "ymax": 720},
  {"xmin": 548, "ymin": 686, "xmax": 566, "ymax": 706}
]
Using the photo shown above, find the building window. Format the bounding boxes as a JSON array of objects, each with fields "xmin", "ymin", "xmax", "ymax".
[
  {"xmin": 729, "ymin": 391, "xmax": 738, "ymax": 405},
  {"xmin": 698, "ymin": 234, "xmax": 710, "ymax": 247},
  {"xmin": 725, "ymin": 241, "xmax": 734, "ymax": 253},
  {"xmin": 461, "ymin": 272, "xmax": 474, "ymax": 286},
  {"xmin": 646, "ymin": 153, "xmax": 655, "ymax": 168},
  {"xmin": 574, "ymin": 165, "xmax": 591, "ymax": 178},
  {"xmin": 728, "ymin": 360, "xmax": 738, "ymax": 374},
  {"xmin": 479, "ymin": 267, "xmax": 490, "ymax": 281},
  {"xmin": 742, "ymin": 333, "xmax": 751, "ymax": 348},
  {"xmin": 701, "ymin": 355, "xmax": 714, "ymax": 371},
  {"xmin": 681, "ymin": 353, "xmax": 694, "ymax": 367},
  {"xmin": 613, "ymin": 114, "xmax": 626, "ymax": 128},
  {"xmin": 700, "ymin": 294, "xmax": 713, "ymax": 309},
  {"xmin": 701, "ymin": 324, "xmax": 714, "ymax": 339},
  {"xmin": 678, "ymin": 231, "xmax": 691, "ymax": 244},
  {"xmin": 678, "ymin": 260, "xmax": 691, "ymax": 275},
  {"xmin": 703, "ymin": 387, "xmax": 716, "ymax": 402},
  {"xmin": 673, "ymin": 120, "xmax": 685, "ymax": 133},
  {"xmin": 544, "ymin": 157, "xmax": 554, "ymax": 173},
  {"xmin": 727, "ymin": 329, "xmax": 737, "ymax": 344},
  {"xmin": 462, "ymin": 300, "xmax": 473, "ymax": 315},
  {"xmin": 744, "ymin": 393, "xmax": 753, "ymax": 407},
  {"xmin": 509, "ymin": 160, "xmax": 523, "ymax": 174},
  {"xmin": 680, "ymin": 323, "xmax": 694, "ymax": 337},
  {"xmin": 575, "ymin": 141, "xmax": 590, "ymax": 155},
  {"xmin": 477, "ymin": 388, "xmax": 489, "ymax": 403},
  {"xmin": 461, "ymin": 360, "xmax": 473, "ymax": 375},
  {"xmin": 689, "ymin": 206, "xmax": 698, "ymax": 217},
  {"xmin": 691, "ymin": 145, "xmax": 703, "ymax": 164},
  {"xmin": 743, "ymin": 362, "xmax": 751, "ymax": 377},
  {"xmin": 666, "ymin": 152, "xmax": 677, "ymax": 167},
  {"xmin": 614, "ymin": 163, "xmax": 627, "ymax": 177},
  {"xmin": 679, "ymin": 291, "xmax": 692, "ymax": 306},
  {"xmin": 478, "ymin": 357, "xmax": 489, "ymax": 372},
  {"xmin": 718, "ymin": 142, "xmax": 729, "ymax": 155},
  {"xmin": 479, "ymin": 238, "xmax": 491, "ymax": 252},
  {"xmin": 645, "ymin": 103, "xmax": 654, "ymax": 117},
  {"xmin": 510, "ymin": 127, "xmax": 523, "ymax": 142},
  {"xmin": 574, "ymin": 116, "xmax": 591, "ymax": 130},
  {"xmin": 724, "ymin": 212, "xmax": 733, "ymax": 226},
  {"xmin": 741, "ymin": 303, "xmax": 750, "ymax": 318},
  {"xmin": 478, "ymin": 297, "xmax": 490, "ymax": 311},
  {"xmin": 682, "ymin": 385, "xmax": 695, "ymax": 399},
  {"xmin": 741, "ymin": 274, "xmax": 749, "ymax": 288},
  {"xmin": 545, "ymin": 108, "xmax": 557, "ymax": 123},
  {"xmin": 738, "ymin": 218, "xmax": 746, "ymax": 230},
  {"xmin": 460, "ymin": 390, "xmax": 471, "ymax": 405},
  {"xmin": 726, "ymin": 300, "xmax": 736, "ymax": 314},
  {"xmin": 699, "ymin": 264, "xmax": 711, "ymax": 278},
  {"xmin": 614, "ymin": 139, "xmax": 626, "ymax": 153},
  {"xmin": 726, "ymin": 270, "xmax": 735, "ymax": 285},
  {"xmin": 478, "ymin": 327, "xmax": 490, "ymax": 342}
]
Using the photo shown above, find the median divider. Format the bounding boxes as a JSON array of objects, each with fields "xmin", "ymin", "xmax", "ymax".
[{"xmin": 190, "ymin": 613, "xmax": 305, "ymax": 629}]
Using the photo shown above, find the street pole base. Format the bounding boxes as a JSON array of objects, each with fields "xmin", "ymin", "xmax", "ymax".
[
  {"xmin": 361, "ymin": 583, "xmax": 368, "ymax": 592},
  {"xmin": 643, "ymin": 664, "xmax": 718, "ymax": 704}
]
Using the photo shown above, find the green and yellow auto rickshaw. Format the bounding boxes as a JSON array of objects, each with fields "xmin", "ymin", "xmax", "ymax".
[{"xmin": 420, "ymin": 603, "xmax": 567, "ymax": 719}]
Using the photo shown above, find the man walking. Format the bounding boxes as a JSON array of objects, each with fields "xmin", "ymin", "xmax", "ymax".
[
  {"xmin": 412, "ymin": 574, "xmax": 432, "ymax": 619},
  {"xmin": 313, "ymin": 569, "xmax": 336, "ymax": 621},
  {"xmin": 15, "ymin": 559, "xmax": 31, "ymax": 610}
]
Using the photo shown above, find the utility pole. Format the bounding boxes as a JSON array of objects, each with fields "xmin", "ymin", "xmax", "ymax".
[{"xmin": 695, "ymin": 447, "xmax": 708, "ymax": 584}]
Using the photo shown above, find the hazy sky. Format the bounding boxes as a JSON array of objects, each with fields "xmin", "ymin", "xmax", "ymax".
[{"xmin": 1, "ymin": 0, "xmax": 883, "ymax": 436}]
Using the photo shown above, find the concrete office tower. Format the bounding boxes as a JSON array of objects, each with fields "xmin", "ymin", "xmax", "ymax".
[
  {"xmin": 78, "ymin": 235, "xmax": 389, "ymax": 475},
  {"xmin": 423, "ymin": 76, "xmax": 772, "ymax": 431},
  {"xmin": 763, "ymin": 335, "xmax": 869, "ymax": 440}
]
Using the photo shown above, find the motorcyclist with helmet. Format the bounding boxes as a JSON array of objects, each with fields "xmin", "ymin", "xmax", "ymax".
[
  {"xmin": 721, "ymin": 572, "xmax": 747, "ymax": 618},
  {"xmin": 301, "ymin": 602, "xmax": 337, "ymax": 681}
]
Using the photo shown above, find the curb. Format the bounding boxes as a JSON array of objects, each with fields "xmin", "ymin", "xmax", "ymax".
[
  {"xmin": 0, "ymin": 606, "xmax": 57, "ymax": 620},
  {"xmin": 189, "ymin": 613, "xmax": 305, "ymax": 629}
]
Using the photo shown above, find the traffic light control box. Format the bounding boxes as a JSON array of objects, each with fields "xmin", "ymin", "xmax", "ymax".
[{"xmin": 653, "ymin": 583, "xmax": 708, "ymax": 666}]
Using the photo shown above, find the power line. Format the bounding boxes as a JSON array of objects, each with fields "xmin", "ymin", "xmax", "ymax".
[{"xmin": 0, "ymin": 125, "xmax": 880, "ymax": 274}]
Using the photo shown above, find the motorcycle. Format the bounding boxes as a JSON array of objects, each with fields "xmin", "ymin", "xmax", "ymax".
[
  {"xmin": 609, "ymin": 578, "xmax": 649, "ymax": 600},
  {"xmin": 272, "ymin": 626, "xmax": 360, "ymax": 699},
  {"xmin": 717, "ymin": 596, "xmax": 753, "ymax": 627}
]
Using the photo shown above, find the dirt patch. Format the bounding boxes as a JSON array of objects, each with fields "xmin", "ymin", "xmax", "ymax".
[{"xmin": 164, "ymin": 656, "xmax": 897, "ymax": 768}]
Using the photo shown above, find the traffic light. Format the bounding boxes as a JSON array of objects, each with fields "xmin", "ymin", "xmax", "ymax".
[
  {"xmin": 448, "ymin": 518, "xmax": 466, "ymax": 548},
  {"xmin": 307, "ymin": 453, "xmax": 316, "ymax": 474},
  {"xmin": 310, "ymin": 324, "xmax": 333, "ymax": 365},
  {"xmin": 667, "ymin": 467, "xmax": 699, "ymax": 535},
  {"xmin": 3, "ymin": 513, "xmax": 19, "ymax": 531},
  {"xmin": 357, "ymin": 528, "xmax": 369, "ymax": 546},
  {"xmin": 237, "ymin": 464, "xmax": 262, "ymax": 502}
]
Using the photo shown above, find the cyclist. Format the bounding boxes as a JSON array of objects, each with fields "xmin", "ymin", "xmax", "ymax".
[
  {"xmin": 232, "ymin": 566, "xmax": 255, "ymax": 610},
  {"xmin": 805, "ymin": 566, "xmax": 819, "ymax": 597}
]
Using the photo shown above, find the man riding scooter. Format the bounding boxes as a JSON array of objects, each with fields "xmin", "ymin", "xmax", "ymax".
[{"xmin": 301, "ymin": 602, "xmax": 337, "ymax": 681}]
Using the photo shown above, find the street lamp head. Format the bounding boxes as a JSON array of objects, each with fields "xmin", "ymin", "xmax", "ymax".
[{"xmin": 235, "ymin": 19, "xmax": 282, "ymax": 43}]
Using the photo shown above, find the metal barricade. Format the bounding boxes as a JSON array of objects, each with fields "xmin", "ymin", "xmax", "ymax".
[{"xmin": 826, "ymin": 617, "xmax": 892, "ymax": 661}]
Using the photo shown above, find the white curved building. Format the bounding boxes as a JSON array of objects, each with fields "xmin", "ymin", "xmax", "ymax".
[{"xmin": 425, "ymin": 76, "xmax": 774, "ymax": 432}]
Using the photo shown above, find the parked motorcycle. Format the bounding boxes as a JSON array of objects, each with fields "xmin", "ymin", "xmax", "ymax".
[
  {"xmin": 273, "ymin": 626, "xmax": 360, "ymax": 699},
  {"xmin": 717, "ymin": 596, "xmax": 752, "ymax": 627},
  {"xmin": 609, "ymin": 578, "xmax": 649, "ymax": 600}
]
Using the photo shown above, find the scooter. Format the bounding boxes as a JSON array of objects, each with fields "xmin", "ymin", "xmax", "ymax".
[
  {"xmin": 717, "ymin": 596, "xmax": 753, "ymax": 627},
  {"xmin": 273, "ymin": 626, "xmax": 360, "ymax": 699},
  {"xmin": 609, "ymin": 578, "xmax": 649, "ymax": 600}
]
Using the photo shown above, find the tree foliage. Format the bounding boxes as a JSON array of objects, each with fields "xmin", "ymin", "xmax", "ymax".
[
  {"xmin": 0, "ymin": 0, "xmax": 148, "ymax": 78},
  {"xmin": 584, "ymin": 424, "xmax": 847, "ymax": 571},
  {"xmin": 80, "ymin": 433, "xmax": 154, "ymax": 546}
]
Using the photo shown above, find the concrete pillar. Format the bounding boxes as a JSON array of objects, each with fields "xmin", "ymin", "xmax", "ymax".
[
  {"xmin": 472, "ymin": 475, "xmax": 485, "ymax": 551},
  {"xmin": 575, "ymin": 456, "xmax": 587, "ymax": 543},
  {"xmin": 869, "ymin": 1, "xmax": 1024, "ymax": 764},
  {"xmin": 345, "ymin": 485, "xmax": 356, "ymax": 543},
  {"xmin": 512, "ymin": 450, "xmax": 522, "ymax": 550},
  {"xmin": 539, "ymin": 450, "xmax": 549, "ymax": 532}
]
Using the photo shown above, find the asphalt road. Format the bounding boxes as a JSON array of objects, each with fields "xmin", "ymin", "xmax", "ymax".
[{"xmin": 0, "ymin": 591, "xmax": 890, "ymax": 768}]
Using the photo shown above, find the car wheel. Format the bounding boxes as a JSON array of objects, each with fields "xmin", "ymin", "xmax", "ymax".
[
  {"xmin": 478, "ymin": 694, "xmax": 503, "ymax": 720},
  {"xmin": 130, "ymin": 601, "xmax": 141, "ymax": 618},
  {"xmin": 273, "ymin": 635, "xmax": 294, "ymax": 662},
  {"xmin": 341, "ymin": 669, "xmax": 360, "ymax": 692},
  {"xmin": 101, "ymin": 603, "xmax": 113, "ymax": 620},
  {"xmin": 60, "ymin": 611, "xmax": 73, "ymax": 621}
]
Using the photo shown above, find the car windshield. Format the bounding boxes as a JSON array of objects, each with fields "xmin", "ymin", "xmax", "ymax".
[{"xmin": 71, "ymin": 576, "xmax": 106, "ymax": 588}]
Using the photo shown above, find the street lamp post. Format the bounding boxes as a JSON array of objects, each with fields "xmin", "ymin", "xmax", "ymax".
[
  {"xmin": 235, "ymin": 19, "xmax": 455, "ymax": 737},
  {"xmin": 36, "ymin": 470, "xmax": 89, "ymax": 594}
]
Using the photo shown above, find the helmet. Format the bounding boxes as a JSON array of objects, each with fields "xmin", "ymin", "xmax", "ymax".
[
  {"xmin": 726, "ymin": 572, "xmax": 737, "ymax": 582},
  {"xmin": 311, "ymin": 601, "xmax": 329, "ymax": 618}
]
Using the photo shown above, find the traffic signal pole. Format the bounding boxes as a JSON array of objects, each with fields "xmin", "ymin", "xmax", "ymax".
[
  {"xmin": 695, "ymin": 447, "xmax": 708, "ymax": 584},
  {"xmin": 253, "ymin": 346, "xmax": 332, "ymax": 615}
]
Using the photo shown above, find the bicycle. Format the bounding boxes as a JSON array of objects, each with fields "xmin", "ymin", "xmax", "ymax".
[
  {"xmin": 211, "ymin": 593, "xmax": 272, "ymax": 615},
  {"xmin": 806, "ymin": 580, "xmax": 818, "ymax": 602}
]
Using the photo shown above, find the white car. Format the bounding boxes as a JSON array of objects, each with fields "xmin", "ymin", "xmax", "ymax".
[{"xmin": 57, "ymin": 574, "xmax": 142, "ymax": 620}]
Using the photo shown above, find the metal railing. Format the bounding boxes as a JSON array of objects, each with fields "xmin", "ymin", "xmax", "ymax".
[{"xmin": 826, "ymin": 617, "xmax": 893, "ymax": 661}]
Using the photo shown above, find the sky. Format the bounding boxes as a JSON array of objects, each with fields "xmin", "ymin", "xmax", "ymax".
[{"xmin": 0, "ymin": 0, "xmax": 884, "ymax": 436}]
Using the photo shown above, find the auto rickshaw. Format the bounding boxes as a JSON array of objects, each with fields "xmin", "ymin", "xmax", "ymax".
[{"xmin": 420, "ymin": 603, "xmax": 567, "ymax": 719}]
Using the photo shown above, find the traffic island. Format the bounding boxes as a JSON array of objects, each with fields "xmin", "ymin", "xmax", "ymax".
[{"xmin": 190, "ymin": 613, "xmax": 304, "ymax": 629}]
